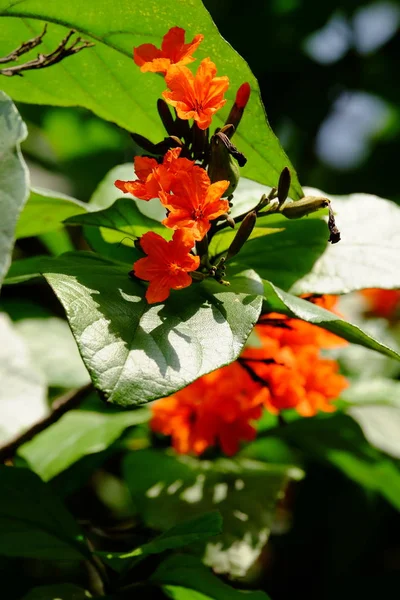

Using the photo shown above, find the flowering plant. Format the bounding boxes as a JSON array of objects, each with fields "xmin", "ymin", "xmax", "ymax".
[{"xmin": 1, "ymin": 3, "xmax": 400, "ymax": 599}]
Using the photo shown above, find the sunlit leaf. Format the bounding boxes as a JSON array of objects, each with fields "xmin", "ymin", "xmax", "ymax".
[{"xmin": 0, "ymin": 0, "xmax": 302, "ymax": 198}]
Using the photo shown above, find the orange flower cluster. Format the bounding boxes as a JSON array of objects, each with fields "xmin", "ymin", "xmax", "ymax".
[
  {"xmin": 361, "ymin": 288, "xmax": 400, "ymax": 321},
  {"xmin": 116, "ymin": 27, "xmax": 251, "ymax": 304},
  {"xmin": 151, "ymin": 296, "xmax": 348, "ymax": 455}
]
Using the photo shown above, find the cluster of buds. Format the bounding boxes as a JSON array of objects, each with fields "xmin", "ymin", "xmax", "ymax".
[{"xmin": 115, "ymin": 27, "xmax": 340, "ymax": 303}]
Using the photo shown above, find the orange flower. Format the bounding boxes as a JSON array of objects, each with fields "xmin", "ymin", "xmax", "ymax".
[
  {"xmin": 133, "ymin": 27, "xmax": 204, "ymax": 74},
  {"xmin": 115, "ymin": 148, "xmax": 194, "ymax": 201},
  {"xmin": 151, "ymin": 362, "xmax": 269, "ymax": 456},
  {"xmin": 159, "ymin": 166, "xmax": 229, "ymax": 240},
  {"xmin": 134, "ymin": 229, "xmax": 200, "ymax": 303},
  {"xmin": 162, "ymin": 58, "xmax": 229, "ymax": 130},
  {"xmin": 361, "ymin": 288, "xmax": 400, "ymax": 320}
]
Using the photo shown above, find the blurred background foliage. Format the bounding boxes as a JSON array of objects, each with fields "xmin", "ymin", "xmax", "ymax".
[{"xmin": 2, "ymin": 1, "xmax": 400, "ymax": 599}]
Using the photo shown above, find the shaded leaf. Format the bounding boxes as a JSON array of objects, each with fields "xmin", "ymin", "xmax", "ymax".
[
  {"xmin": 21, "ymin": 584, "xmax": 91, "ymax": 600},
  {"xmin": 0, "ymin": 92, "xmax": 29, "ymax": 289},
  {"xmin": 152, "ymin": 554, "xmax": 271, "ymax": 600},
  {"xmin": 124, "ymin": 449, "xmax": 301, "ymax": 577},
  {"xmin": 0, "ymin": 467, "xmax": 89, "ymax": 559},
  {"xmin": 0, "ymin": 1, "xmax": 302, "ymax": 198}
]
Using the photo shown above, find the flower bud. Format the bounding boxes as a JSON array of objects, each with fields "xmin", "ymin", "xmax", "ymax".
[
  {"xmin": 280, "ymin": 196, "xmax": 330, "ymax": 219},
  {"xmin": 208, "ymin": 133, "xmax": 241, "ymax": 196},
  {"xmin": 277, "ymin": 167, "xmax": 291, "ymax": 206},
  {"xmin": 226, "ymin": 211, "xmax": 257, "ymax": 261},
  {"xmin": 225, "ymin": 82, "xmax": 251, "ymax": 135}
]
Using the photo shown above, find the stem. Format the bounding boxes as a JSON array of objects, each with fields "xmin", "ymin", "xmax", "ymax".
[
  {"xmin": 211, "ymin": 187, "xmax": 278, "ymax": 236},
  {"xmin": 0, "ymin": 383, "xmax": 93, "ymax": 462}
]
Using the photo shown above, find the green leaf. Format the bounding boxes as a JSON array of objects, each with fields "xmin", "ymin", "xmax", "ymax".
[
  {"xmin": 0, "ymin": 1, "xmax": 302, "ymax": 198},
  {"xmin": 0, "ymin": 92, "xmax": 29, "ymax": 289},
  {"xmin": 342, "ymin": 379, "xmax": 400, "ymax": 460},
  {"xmin": 124, "ymin": 449, "xmax": 301, "ymax": 577},
  {"xmin": 19, "ymin": 406, "xmax": 149, "ymax": 480},
  {"xmin": 262, "ymin": 281, "xmax": 400, "ymax": 361},
  {"xmin": 15, "ymin": 187, "xmax": 87, "ymax": 239},
  {"xmin": 151, "ymin": 554, "xmax": 271, "ymax": 600},
  {"xmin": 65, "ymin": 197, "xmax": 169, "ymax": 242},
  {"xmin": 39, "ymin": 252, "xmax": 262, "ymax": 406},
  {"xmin": 277, "ymin": 413, "xmax": 400, "ymax": 511},
  {"xmin": 101, "ymin": 512, "xmax": 222, "ymax": 572},
  {"xmin": 3, "ymin": 255, "xmax": 51, "ymax": 285},
  {"xmin": 21, "ymin": 584, "xmax": 91, "ymax": 600},
  {"xmin": 0, "ymin": 313, "xmax": 47, "ymax": 445},
  {"xmin": 0, "ymin": 467, "xmax": 89, "ymax": 559}
]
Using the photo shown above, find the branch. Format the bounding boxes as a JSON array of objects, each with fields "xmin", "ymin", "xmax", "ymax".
[
  {"xmin": 0, "ymin": 27, "xmax": 94, "ymax": 77},
  {"xmin": 0, "ymin": 383, "xmax": 93, "ymax": 462}
]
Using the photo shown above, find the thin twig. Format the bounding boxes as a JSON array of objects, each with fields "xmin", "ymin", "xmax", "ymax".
[
  {"xmin": 0, "ymin": 24, "xmax": 48, "ymax": 64},
  {"xmin": 0, "ymin": 383, "xmax": 93, "ymax": 462},
  {"xmin": 0, "ymin": 28, "xmax": 94, "ymax": 77}
]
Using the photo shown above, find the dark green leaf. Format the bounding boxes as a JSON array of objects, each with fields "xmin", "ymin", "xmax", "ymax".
[
  {"xmin": 124, "ymin": 449, "xmax": 301, "ymax": 576},
  {"xmin": 39, "ymin": 252, "xmax": 262, "ymax": 406},
  {"xmin": 0, "ymin": 1, "xmax": 302, "ymax": 198},
  {"xmin": 16, "ymin": 187, "xmax": 87, "ymax": 239},
  {"xmin": 19, "ymin": 407, "xmax": 149, "ymax": 480},
  {"xmin": 21, "ymin": 584, "xmax": 90, "ymax": 600},
  {"xmin": 0, "ymin": 467, "xmax": 89, "ymax": 559},
  {"xmin": 0, "ymin": 92, "xmax": 29, "ymax": 289},
  {"xmin": 151, "ymin": 554, "xmax": 271, "ymax": 600},
  {"xmin": 277, "ymin": 414, "xmax": 400, "ymax": 511},
  {"xmin": 101, "ymin": 512, "xmax": 222, "ymax": 572},
  {"xmin": 262, "ymin": 281, "xmax": 400, "ymax": 361}
]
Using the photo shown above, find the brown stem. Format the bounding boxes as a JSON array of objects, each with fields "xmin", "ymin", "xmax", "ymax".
[{"xmin": 0, "ymin": 383, "xmax": 93, "ymax": 462}]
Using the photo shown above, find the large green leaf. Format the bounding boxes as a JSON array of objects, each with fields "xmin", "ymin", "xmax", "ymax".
[
  {"xmin": 35, "ymin": 252, "xmax": 263, "ymax": 406},
  {"xmin": 0, "ymin": 0, "xmax": 302, "ymax": 198},
  {"xmin": 262, "ymin": 281, "xmax": 400, "ymax": 361},
  {"xmin": 124, "ymin": 449, "xmax": 301, "ymax": 577},
  {"xmin": 151, "ymin": 554, "xmax": 270, "ymax": 600},
  {"xmin": 226, "ymin": 179, "xmax": 400, "ymax": 294},
  {"xmin": 0, "ymin": 313, "xmax": 47, "ymax": 445},
  {"xmin": 0, "ymin": 92, "xmax": 29, "ymax": 289},
  {"xmin": 0, "ymin": 467, "xmax": 89, "ymax": 559},
  {"xmin": 19, "ymin": 406, "xmax": 149, "ymax": 480},
  {"xmin": 16, "ymin": 187, "xmax": 87, "ymax": 239}
]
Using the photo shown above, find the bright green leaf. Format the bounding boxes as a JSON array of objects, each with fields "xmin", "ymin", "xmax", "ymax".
[
  {"xmin": 15, "ymin": 187, "xmax": 87, "ymax": 239},
  {"xmin": 0, "ymin": 92, "xmax": 29, "ymax": 289},
  {"xmin": 151, "ymin": 554, "xmax": 271, "ymax": 600},
  {"xmin": 0, "ymin": 1, "xmax": 302, "ymax": 198},
  {"xmin": 19, "ymin": 407, "xmax": 149, "ymax": 480},
  {"xmin": 0, "ymin": 467, "xmax": 89, "ymax": 559},
  {"xmin": 262, "ymin": 281, "xmax": 400, "ymax": 361}
]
